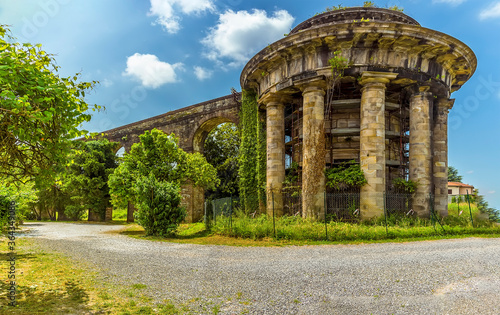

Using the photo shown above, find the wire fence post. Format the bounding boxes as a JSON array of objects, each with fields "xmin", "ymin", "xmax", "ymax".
[
  {"xmin": 204, "ymin": 200, "xmax": 207, "ymax": 228},
  {"xmin": 272, "ymin": 191, "xmax": 276, "ymax": 239},
  {"xmin": 457, "ymin": 195, "xmax": 460, "ymax": 216},
  {"xmin": 213, "ymin": 201, "xmax": 216, "ymax": 226},
  {"xmin": 384, "ymin": 192, "xmax": 388, "ymax": 236},
  {"xmin": 324, "ymin": 192, "xmax": 328, "ymax": 241},
  {"xmin": 467, "ymin": 190, "xmax": 474, "ymax": 227},
  {"xmin": 230, "ymin": 194, "xmax": 233, "ymax": 231}
]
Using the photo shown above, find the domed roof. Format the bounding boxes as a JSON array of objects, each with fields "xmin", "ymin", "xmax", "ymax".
[{"xmin": 289, "ymin": 7, "xmax": 419, "ymax": 35}]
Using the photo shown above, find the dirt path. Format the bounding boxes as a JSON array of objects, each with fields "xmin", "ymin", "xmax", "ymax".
[{"xmin": 20, "ymin": 222, "xmax": 500, "ymax": 314}]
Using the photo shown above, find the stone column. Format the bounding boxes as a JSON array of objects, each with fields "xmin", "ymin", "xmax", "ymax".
[
  {"xmin": 181, "ymin": 183, "xmax": 204, "ymax": 223},
  {"xmin": 359, "ymin": 71, "xmax": 398, "ymax": 219},
  {"xmin": 409, "ymin": 88, "xmax": 433, "ymax": 217},
  {"xmin": 262, "ymin": 93, "xmax": 286, "ymax": 217},
  {"xmin": 301, "ymin": 82, "xmax": 326, "ymax": 220},
  {"xmin": 434, "ymin": 98, "xmax": 454, "ymax": 217}
]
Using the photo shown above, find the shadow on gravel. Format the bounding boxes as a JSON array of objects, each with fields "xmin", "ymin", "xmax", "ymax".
[{"xmin": 119, "ymin": 229, "xmax": 211, "ymax": 239}]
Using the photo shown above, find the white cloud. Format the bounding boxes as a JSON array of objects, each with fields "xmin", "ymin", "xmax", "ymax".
[
  {"xmin": 148, "ymin": 0, "xmax": 215, "ymax": 33},
  {"xmin": 432, "ymin": 0, "xmax": 467, "ymax": 5},
  {"xmin": 467, "ymin": 170, "xmax": 474, "ymax": 174},
  {"xmin": 488, "ymin": 190, "xmax": 496, "ymax": 194},
  {"xmin": 194, "ymin": 66, "xmax": 213, "ymax": 80},
  {"xmin": 102, "ymin": 79, "xmax": 114, "ymax": 87},
  {"xmin": 123, "ymin": 53, "xmax": 183, "ymax": 88},
  {"xmin": 201, "ymin": 9, "xmax": 295, "ymax": 67},
  {"xmin": 480, "ymin": 2, "xmax": 500, "ymax": 20}
]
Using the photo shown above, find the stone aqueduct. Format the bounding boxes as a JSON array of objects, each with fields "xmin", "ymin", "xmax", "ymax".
[
  {"xmin": 102, "ymin": 94, "xmax": 240, "ymax": 222},
  {"xmin": 101, "ymin": 7, "xmax": 476, "ymax": 222}
]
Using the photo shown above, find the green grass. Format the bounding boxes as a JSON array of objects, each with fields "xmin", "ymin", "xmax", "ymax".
[
  {"xmin": 447, "ymin": 202, "xmax": 479, "ymax": 217},
  {"xmin": 210, "ymin": 210, "xmax": 500, "ymax": 243},
  {"xmin": 116, "ymin": 209, "xmax": 500, "ymax": 247},
  {"xmin": 113, "ymin": 208, "xmax": 128, "ymax": 221},
  {"xmin": 0, "ymin": 237, "xmax": 201, "ymax": 314}
]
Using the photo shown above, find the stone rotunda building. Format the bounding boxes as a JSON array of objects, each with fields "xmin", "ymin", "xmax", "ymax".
[{"xmin": 240, "ymin": 7, "xmax": 476, "ymax": 219}]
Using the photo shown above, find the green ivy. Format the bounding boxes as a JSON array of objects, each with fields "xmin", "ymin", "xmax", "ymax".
[
  {"xmin": 238, "ymin": 89, "xmax": 265, "ymax": 212},
  {"xmin": 325, "ymin": 160, "xmax": 367, "ymax": 190},
  {"xmin": 283, "ymin": 162, "xmax": 301, "ymax": 197},
  {"xmin": 392, "ymin": 178, "xmax": 418, "ymax": 194}
]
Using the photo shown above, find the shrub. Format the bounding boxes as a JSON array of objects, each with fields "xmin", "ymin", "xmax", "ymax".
[
  {"xmin": 134, "ymin": 174, "xmax": 186, "ymax": 236},
  {"xmin": 325, "ymin": 160, "xmax": 367, "ymax": 190}
]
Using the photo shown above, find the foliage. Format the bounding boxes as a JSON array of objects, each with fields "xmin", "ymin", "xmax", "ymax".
[
  {"xmin": 0, "ymin": 181, "xmax": 37, "ymax": 228},
  {"xmin": 34, "ymin": 178, "xmax": 68, "ymax": 220},
  {"xmin": 109, "ymin": 129, "xmax": 219, "ymax": 210},
  {"xmin": 448, "ymin": 166, "xmax": 463, "ymax": 182},
  {"xmin": 388, "ymin": 5, "xmax": 404, "ymax": 12},
  {"xmin": 133, "ymin": 173, "xmax": 185, "ymax": 236},
  {"xmin": 324, "ymin": 5, "xmax": 346, "ymax": 12},
  {"xmin": 0, "ymin": 195, "xmax": 10, "ymax": 231},
  {"xmin": 282, "ymin": 162, "xmax": 301, "ymax": 197},
  {"xmin": 204, "ymin": 123, "xmax": 240, "ymax": 199},
  {"xmin": 475, "ymin": 190, "xmax": 500, "ymax": 222},
  {"xmin": 238, "ymin": 90, "xmax": 264, "ymax": 212},
  {"xmin": 63, "ymin": 139, "xmax": 118, "ymax": 220},
  {"xmin": 0, "ymin": 25, "xmax": 98, "ymax": 183},
  {"xmin": 392, "ymin": 178, "xmax": 418, "ymax": 194},
  {"xmin": 318, "ymin": 3, "xmax": 404, "ymax": 15},
  {"xmin": 325, "ymin": 160, "xmax": 367, "ymax": 190},
  {"xmin": 328, "ymin": 50, "xmax": 349, "ymax": 79}
]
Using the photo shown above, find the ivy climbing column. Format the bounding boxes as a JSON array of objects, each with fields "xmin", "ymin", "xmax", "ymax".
[
  {"xmin": 409, "ymin": 87, "xmax": 433, "ymax": 218},
  {"xmin": 262, "ymin": 93, "xmax": 285, "ymax": 216},
  {"xmin": 359, "ymin": 71, "xmax": 397, "ymax": 219},
  {"xmin": 433, "ymin": 97, "xmax": 454, "ymax": 217},
  {"xmin": 300, "ymin": 81, "xmax": 326, "ymax": 220}
]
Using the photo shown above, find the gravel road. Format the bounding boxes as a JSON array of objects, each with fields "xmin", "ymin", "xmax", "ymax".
[{"xmin": 20, "ymin": 222, "xmax": 500, "ymax": 314}]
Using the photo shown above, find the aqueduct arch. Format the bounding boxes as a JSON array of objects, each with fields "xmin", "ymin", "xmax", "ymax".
[
  {"xmin": 192, "ymin": 116, "xmax": 239, "ymax": 154},
  {"xmin": 100, "ymin": 94, "xmax": 240, "ymax": 222}
]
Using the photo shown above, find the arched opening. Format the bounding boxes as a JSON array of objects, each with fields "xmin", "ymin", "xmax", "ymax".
[
  {"xmin": 202, "ymin": 122, "xmax": 240, "ymax": 201},
  {"xmin": 192, "ymin": 117, "xmax": 237, "ymax": 153},
  {"xmin": 115, "ymin": 146, "xmax": 126, "ymax": 158}
]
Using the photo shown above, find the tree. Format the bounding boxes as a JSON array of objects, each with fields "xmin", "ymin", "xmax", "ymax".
[
  {"xmin": 108, "ymin": 129, "xmax": 219, "ymax": 234},
  {"xmin": 134, "ymin": 174, "xmax": 185, "ymax": 236},
  {"xmin": 64, "ymin": 139, "xmax": 118, "ymax": 221},
  {"xmin": 203, "ymin": 123, "xmax": 239, "ymax": 199},
  {"xmin": 0, "ymin": 25, "xmax": 98, "ymax": 183},
  {"xmin": 0, "ymin": 181, "xmax": 37, "ymax": 230},
  {"xmin": 475, "ymin": 190, "xmax": 500, "ymax": 222},
  {"xmin": 448, "ymin": 166, "xmax": 463, "ymax": 182}
]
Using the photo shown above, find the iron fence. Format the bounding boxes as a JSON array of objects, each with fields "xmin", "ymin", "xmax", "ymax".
[
  {"xmin": 325, "ymin": 193, "xmax": 360, "ymax": 222},
  {"xmin": 385, "ymin": 193, "xmax": 414, "ymax": 216},
  {"xmin": 282, "ymin": 191, "xmax": 302, "ymax": 217}
]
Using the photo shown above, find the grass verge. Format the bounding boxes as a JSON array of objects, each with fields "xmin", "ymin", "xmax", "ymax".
[
  {"xmin": 117, "ymin": 212, "xmax": 500, "ymax": 247},
  {"xmin": 0, "ymin": 237, "xmax": 184, "ymax": 314}
]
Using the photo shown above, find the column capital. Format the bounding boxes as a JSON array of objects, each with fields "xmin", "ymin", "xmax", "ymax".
[
  {"xmin": 405, "ymin": 84, "xmax": 434, "ymax": 97},
  {"xmin": 436, "ymin": 98, "xmax": 455, "ymax": 111},
  {"xmin": 259, "ymin": 92, "xmax": 290, "ymax": 106},
  {"xmin": 294, "ymin": 77, "xmax": 327, "ymax": 94},
  {"xmin": 359, "ymin": 71, "xmax": 398, "ymax": 86}
]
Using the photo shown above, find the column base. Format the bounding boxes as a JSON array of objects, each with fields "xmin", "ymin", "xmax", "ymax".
[{"xmin": 360, "ymin": 191, "xmax": 384, "ymax": 219}]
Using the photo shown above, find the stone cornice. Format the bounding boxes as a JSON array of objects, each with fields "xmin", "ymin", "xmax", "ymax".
[{"xmin": 241, "ymin": 22, "xmax": 476, "ymax": 96}]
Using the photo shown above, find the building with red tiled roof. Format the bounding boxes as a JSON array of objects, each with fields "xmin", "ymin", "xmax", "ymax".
[{"xmin": 448, "ymin": 182, "xmax": 475, "ymax": 202}]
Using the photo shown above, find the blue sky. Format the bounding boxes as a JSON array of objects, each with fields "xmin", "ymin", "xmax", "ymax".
[{"xmin": 1, "ymin": 0, "xmax": 500, "ymax": 209}]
